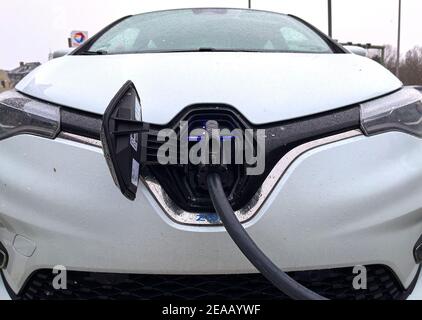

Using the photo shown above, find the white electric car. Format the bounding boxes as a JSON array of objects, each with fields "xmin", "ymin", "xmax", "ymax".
[{"xmin": 1, "ymin": 8, "xmax": 422, "ymax": 300}]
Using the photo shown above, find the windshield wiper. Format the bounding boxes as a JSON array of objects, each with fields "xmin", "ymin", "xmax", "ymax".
[
  {"xmin": 196, "ymin": 48, "xmax": 263, "ymax": 53},
  {"xmin": 79, "ymin": 50, "xmax": 108, "ymax": 56}
]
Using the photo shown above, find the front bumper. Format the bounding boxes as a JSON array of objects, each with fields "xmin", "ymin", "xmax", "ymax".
[{"xmin": 1, "ymin": 131, "xmax": 422, "ymax": 299}]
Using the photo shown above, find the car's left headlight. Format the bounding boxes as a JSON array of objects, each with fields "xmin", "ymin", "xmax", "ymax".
[
  {"xmin": 361, "ymin": 86, "xmax": 422, "ymax": 138},
  {"xmin": 0, "ymin": 90, "xmax": 60, "ymax": 141}
]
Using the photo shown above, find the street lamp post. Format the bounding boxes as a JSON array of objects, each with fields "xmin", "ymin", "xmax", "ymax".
[
  {"xmin": 328, "ymin": 0, "xmax": 333, "ymax": 37},
  {"xmin": 396, "ymin": 0, "xmax": 402, "ymax": 77}
]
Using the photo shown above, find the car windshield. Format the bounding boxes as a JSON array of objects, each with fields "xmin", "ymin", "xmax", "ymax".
[{"xmin": 85, "ymin": 9, "xmax": 333, "ymax": 54}]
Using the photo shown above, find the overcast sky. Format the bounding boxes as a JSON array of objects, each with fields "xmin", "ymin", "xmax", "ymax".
[{"xmin": 1, "ymin": 0, "xmax": 420, "ymax": 70}]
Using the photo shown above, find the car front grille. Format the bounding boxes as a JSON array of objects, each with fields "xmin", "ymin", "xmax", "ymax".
[
  {"xmin": 13, "ymin": 265, "xmax": 414, "ymax": 300},
  {"xmin": 139, "ymin": 105, "xmax": 361, "ymax": 214}
]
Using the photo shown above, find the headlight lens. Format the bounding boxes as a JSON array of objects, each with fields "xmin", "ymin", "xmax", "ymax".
[
  {"xmin": 361, "ymin": 86, "xmax": 422, "ymax": 138},
  {"xmin": 0, "ymin": 90, "xmax": 60, "ymax": 141}
]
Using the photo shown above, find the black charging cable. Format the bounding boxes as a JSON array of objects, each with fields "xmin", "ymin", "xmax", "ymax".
[{"xmin": 207, "ymin": 172, "xmax": 328, "ymax": 301}]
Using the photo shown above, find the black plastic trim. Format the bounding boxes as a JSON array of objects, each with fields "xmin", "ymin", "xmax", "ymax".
[
  {"xmin": 60, "ymin": 108, "xmax": 102, "ymax": 140},
  {"xmin": 4, "ymin": 265, "xmax": 420, "ymax": 300},
  {"xmin": 60, "ymin": 103, "xmax": 360, "ymax": 144},
  {"xmin": 414, "ymin": 234, "xmax": 422, "ymax": 264},
  {"xmin": 0, "ymin": 242, "xmax": 8, "ymax": 270}
]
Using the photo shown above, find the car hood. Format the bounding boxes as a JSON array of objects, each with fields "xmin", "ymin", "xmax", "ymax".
[{"xmin": 16, "ymin": 52, "xmax": 402, "ymax": 124}]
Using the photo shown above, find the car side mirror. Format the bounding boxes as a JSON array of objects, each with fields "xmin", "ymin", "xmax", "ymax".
[
  {"xmin": 344, "ymin": 45, "xmax": 367, "ymax": 57},
  {"xmin": 49, "ymin": 49, "xmax": 73, "ymax": 60}
]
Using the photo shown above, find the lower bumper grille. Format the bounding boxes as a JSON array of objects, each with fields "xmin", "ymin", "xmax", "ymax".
[{"xmin": 13, "ymin": 265, "xmax": 415, "ymax": 300}]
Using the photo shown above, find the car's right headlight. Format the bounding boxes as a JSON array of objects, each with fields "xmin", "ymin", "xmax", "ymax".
[
  {"xmin": 361, "ymin": 86, "xmax": 422, "ymax": 138},
  {"xmin": 0, "ymin": 90, "xmax": 60, "ymax": 141}
]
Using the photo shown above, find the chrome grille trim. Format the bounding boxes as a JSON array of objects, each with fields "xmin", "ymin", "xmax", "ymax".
[{"xmin": 58, "ymin": 132, "xmax": 102, "ymax": 148}]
